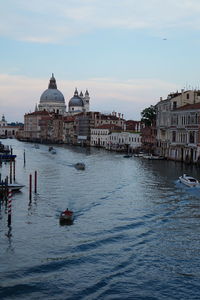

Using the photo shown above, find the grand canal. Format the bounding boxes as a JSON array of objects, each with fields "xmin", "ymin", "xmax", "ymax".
[{"xmin": 1, "ymin": 139, "xmax": 200, "ymax": 299}]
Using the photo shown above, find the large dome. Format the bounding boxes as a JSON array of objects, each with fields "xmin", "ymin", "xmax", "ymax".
[
  {"xmin": 40, "ymin": 74, "xmax": 65, "ymax": 103},
  {"xmin": 40, "ymin": 89, "xmax": 65, "ymax": 103},
  {"xmin": 69, "ymin": 89, "xmax": 84, "ymax": 107}
]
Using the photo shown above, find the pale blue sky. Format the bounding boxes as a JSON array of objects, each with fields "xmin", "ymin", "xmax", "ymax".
[{"xmin": 1, "ymin": 0, "xmax": 200, "ymax": 122}]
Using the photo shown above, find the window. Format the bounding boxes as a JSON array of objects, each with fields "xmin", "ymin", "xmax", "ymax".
[
  {"xmin": 189, "ymin": 131, "xmax": 195, "ymax": 144},
  {"xmin": 172, "ymin": 131, "xmax": 176, "ymax": 142},
  {"xmin": 173, "ymin": 102, "xmax": 177, "ymax": 109}
]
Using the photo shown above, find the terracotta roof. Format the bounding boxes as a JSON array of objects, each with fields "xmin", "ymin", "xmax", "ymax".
[
  {"xmin": 175, "ymin": 103, "xmax": 200, "ymax": 111},
  {"xmin": 126, "ymin": 120, "xmax": 140, "ymax": 124},
  {"xmin": 25, "ymin": 111, "xmax": 50, "ymax": 116},
  {"xmin": 63, "ymin": 116, "xmax": 75, "ymax": 122},
  {"xmin": 94, "ymin": 124, "xmax": 122, "ymax": 130}
]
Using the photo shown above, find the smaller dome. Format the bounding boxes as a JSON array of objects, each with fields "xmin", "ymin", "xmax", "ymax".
[{"xmin": 69, "ymin": 89, "xmax": 84, "ymax": 107}]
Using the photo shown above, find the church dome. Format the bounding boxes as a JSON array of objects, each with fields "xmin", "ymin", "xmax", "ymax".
[
  {"xmin": 69, "ymin": 89, "xmax": 84, "ymax": 107},
  {"xmin": 40, "ymin": 74, "xmax": 65, "ymax": 103}
]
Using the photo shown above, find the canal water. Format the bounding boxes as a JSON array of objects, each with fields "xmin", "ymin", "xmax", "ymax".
[{"xmin": 1, "ymin": 139, "xmax": 200, "ymax": 300}]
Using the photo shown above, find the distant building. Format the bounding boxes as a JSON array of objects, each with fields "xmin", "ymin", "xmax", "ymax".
[
  {"xmin": 68, "ymin": 89, "xmax": 90, "ymax": 114},
  {"xmin": 37, "ymin": 74, "xmax": 90, "ymax": 116},
  {"xmin": 21, "ymin": 111, "xmax": 63, "ymax": 143},
  {"xmin": 0, "ymin": 115, "xmax": 21, "ymax": 138},
  {"xmin": 38, "ymin": 74, "xmax": 66, "ymax": 115}
]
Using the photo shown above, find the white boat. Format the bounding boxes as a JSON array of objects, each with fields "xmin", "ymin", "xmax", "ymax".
[
  {"xmin": 179, "ymin": 174, "xmax": 199, "ymax": 187},
  {"xmin": 8, "ymin": 183, "xmax": 25, "ymax": 191},
  {"xmin": 134, "ymin": 153, "xmax": 145, "ymax": 157}
]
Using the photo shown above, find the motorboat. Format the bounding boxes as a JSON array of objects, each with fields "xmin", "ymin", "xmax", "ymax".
[
  {"xmin": 49, "ymin": 146, "xmax": 56, "ymax": 154},
  {"xmin": 179, "ymin": 174, "xmax": 200, "ymax": 187},
  {"xmin": 59, "ymin": 209, "xmax": 74, "ymax": 225},
  {"xmin": 51, "ymin": 149, "xmax": 56, "ymax": 154},
  {"xmin": 74, "ymin": 162, "xmax": 85, "ymax": 170}
]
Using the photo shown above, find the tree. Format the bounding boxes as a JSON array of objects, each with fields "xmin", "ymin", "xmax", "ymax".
[{"xmin": 141, "ymin": 105, "xmax": 156, "ymax": 127}]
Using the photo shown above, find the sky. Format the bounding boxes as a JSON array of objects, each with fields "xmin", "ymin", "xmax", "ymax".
[{"xmin": 1, "ymin": 0, "xmax": 200, "ymax": 123}]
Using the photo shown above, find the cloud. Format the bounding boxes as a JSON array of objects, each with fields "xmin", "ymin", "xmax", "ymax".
[
  {"xmin": 1, "ymin": 0, "xmax": 200, "ymax": 43},
  {"xmin": 0, "ymin": 73, "xmax": 179, "ymax": 122}
]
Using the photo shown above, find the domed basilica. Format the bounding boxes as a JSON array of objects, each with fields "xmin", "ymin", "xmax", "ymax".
[{"xmin": 37, "ymin": 74, "xmax": 90, "ymax": 115}]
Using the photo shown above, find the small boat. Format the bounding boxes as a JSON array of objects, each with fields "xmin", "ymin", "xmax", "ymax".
[
  {"xmin": 147, "ymin": 155, "xmax": 165, "ymax": 160},
  {"xmin": 49, "ymin": 146, "xmax": 56, "ymax": 154},
  {"xmin": 134, "ymin": 153, "xmax": 145, "ymax": 157},
  {"xmin": 179, "ymin": 174, "xmax": 200, "ymax": 187},
  {"xmin": 123, "ymin": 155, "xmax": 132, "ymax": 158},
  {"xmin": 0, "ymin": 154, "xmax": 16, "ymax": 161},
  {"xmin": 1, "ymin": 183, "xmax": 25, "ymax": 192},
  {"xmin": 59, "ymin": 209, "xmax": 74, "ymax": 225},
  {"xmin": 51, "ymin": 149, "xmax": 56, "ymax": 154},
  {"xmin": 74, "ymin": 162, "xmax": 85, "ymax": 170}
]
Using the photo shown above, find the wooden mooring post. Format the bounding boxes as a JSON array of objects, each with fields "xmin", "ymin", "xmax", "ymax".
[
  {"xmin": 0, "ymin": 177, "xmax": 9, "ymax": 202},
  {"xmin": 7, "ymin": 189, "xmax": 12, "ymax": 226},
  {"xmin": 13, "ymin": 159, "xmax": 16, "ymax": 181},
  {"xmin": 34, "ymin": 171, "xmax": 37, "ymax": 193},
  {"xmin": 29, "ymin": 174, "xmax": 32, "ymax": 201},
  {"xmin": 9, "ymin": 160, "xmax": 12, "ymax": 184},
  {"xmin": 24, "ymin": 150, "xmax": 26, "ymax": 166}
]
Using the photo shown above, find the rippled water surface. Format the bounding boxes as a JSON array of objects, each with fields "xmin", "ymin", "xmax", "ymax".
[{"xmin": 1, "ymin": 140, "xmax": 200, "ymax": 299}]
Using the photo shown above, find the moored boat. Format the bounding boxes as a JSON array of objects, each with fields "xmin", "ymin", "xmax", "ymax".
[
  {"xmin": 0, "ymin": 183, "xmax": 25, "ymax": 192},
  {"xmin": 0, "ymin": 154, "xmax": 16, "ymax": 161},
  {"xmin": 179, "ymin": 174, "xmax": 199, "ymax": 187},
  {"xmin": 123, "ymin": 154, "xmax": 132, "ymax": 158}
]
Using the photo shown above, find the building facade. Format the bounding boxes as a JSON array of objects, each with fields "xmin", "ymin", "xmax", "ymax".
[{"xmin": 155, "ymin": 90, "xmax": 200, "ymax": 163}]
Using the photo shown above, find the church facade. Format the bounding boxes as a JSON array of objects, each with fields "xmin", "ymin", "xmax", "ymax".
[{"xmin": 37, "ymin": 74, "xmax": 90, "ymax": 115}]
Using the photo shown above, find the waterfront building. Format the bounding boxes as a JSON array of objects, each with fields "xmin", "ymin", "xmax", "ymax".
[
  {"xmin": 167, "ymin": 103, "xmax": 200, "ymax": 163},
  {"xmin": 69, "ymin": 111, "xmax": 125, "ymax": 147},
  {"xmin": 63, "ymin": 115, "xmax": 76, "ymax": 144},
  {"xmin": 22, "ymin": 111, "xmax": 63, "ymax": 143},
  {"xmin": 156, "ymin": 98, "xmax": 171, "ymax": 157},
  {"xmin": 91, "ymin": 122, "xmax": 141, "ymax": 152},
  {"xmin": 167, "ymin": 89, "xmax": 200, "ymax": 109},
  {"xmin": 125, "ymin": 120, "xmax": 141, "ymax": 132},
  {"xmin": 107, "ymin": 131, "xmax": 141, "ymax": 152},
  {"xmin": 23, "ymin": 111, "xmax": 50, "ymax": 142},
  {"xmin": 94, "ymin": 112, "xmax": 125, "ymax": 128},
  {"xmin": 91, "ymin": 124, "xmax": 122, "ymax": 148},
  {"xmin": 140, "ymin": 122, "xmax": 157, "ymax": 154},
  {"xmin": 155, "ymin": 89, "xmax": 200, "ymax": 163}
]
